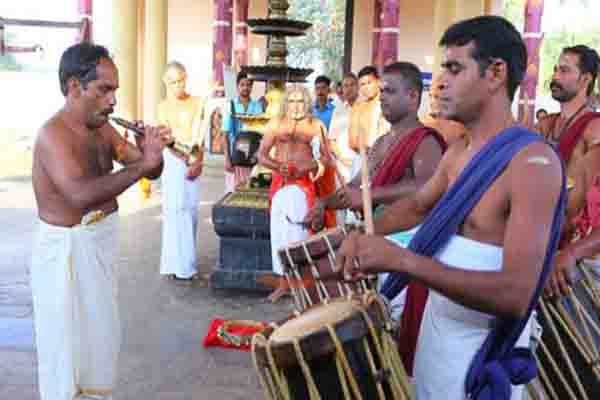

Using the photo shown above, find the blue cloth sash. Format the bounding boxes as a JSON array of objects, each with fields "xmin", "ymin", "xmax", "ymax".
[{"xmin": 379, "ymin": 126, "xmax": 566, "ymax": 399}]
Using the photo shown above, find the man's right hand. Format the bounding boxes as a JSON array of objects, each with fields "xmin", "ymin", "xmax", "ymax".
[{"xmin": 140, "ymin": 125, "xmax": 168, "ymax": 173}]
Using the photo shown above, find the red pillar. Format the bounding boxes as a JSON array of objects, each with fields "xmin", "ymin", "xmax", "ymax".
[
  {"xmin": 76, "ymin": 0, "xmax": 93, "ymax": 43},
  {"xmin": 234, "ymin": 0, "xmax": 249, "ymax": 68},
  {"xmin": 213, "ymin": 0, "xmax": 233, "ymax": 97},
  {"xmin": 371, "ymin": 0, "xmax": 382, "ymax": 69},
  {"xmin": 518, "ymin": 0, "xmax": 545, "ymax": 127},
  {"xmin": 379, "ymin": 0, "xmax": 400, "ymax": 68}
]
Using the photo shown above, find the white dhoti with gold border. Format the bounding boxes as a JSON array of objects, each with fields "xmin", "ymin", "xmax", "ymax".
[{"xmin": 31, "ymin": 212, "xmax": 120, "ymax": 400}]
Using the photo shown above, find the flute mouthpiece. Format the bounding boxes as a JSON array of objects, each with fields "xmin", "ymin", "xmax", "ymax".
[{"xmin": 110, "ymin": 116, "xmax": 145, "ymax": 136}]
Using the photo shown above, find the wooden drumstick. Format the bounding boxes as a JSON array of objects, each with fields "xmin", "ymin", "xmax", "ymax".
[{"xmin": 359, "ymin": 125, "xmax": 374, "ymax": 235}]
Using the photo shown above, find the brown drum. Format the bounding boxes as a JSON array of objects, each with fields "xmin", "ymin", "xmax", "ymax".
[
  {"xmin": 527, "ymin": 264, "xmax": 600, "ymax": 399},
  {"xmin": 252, "ymin": 293, "xmax": 413, "ymax": 400},
  {"xmin": 278, "ymin": 226, "xmax": 375, "ymax": 311}
]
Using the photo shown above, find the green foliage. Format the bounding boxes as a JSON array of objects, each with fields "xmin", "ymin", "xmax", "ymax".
[{"xmin": 287, "ymin": 0, "xmax": 346, "ymax": 83}]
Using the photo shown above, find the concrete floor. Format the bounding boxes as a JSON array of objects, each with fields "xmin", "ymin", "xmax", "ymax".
[{"xmin": 0, "ymin": 173, "xmax": 293, "ymax": 400}]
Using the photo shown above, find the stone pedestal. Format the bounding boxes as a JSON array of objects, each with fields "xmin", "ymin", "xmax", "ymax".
[{"xmin": 210, "ymin": 190, "xmax": 273, "ymax": 291}]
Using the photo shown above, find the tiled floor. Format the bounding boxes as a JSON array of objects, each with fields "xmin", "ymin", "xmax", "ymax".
[{"xmin": 0, "ymin": 175, "xmax": 292, "ymax": 400}]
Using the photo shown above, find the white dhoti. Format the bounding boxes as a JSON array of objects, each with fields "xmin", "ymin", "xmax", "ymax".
[
  {"xmin": 270, "ymin": 185, "xmax": 310, "ymax": 276},
  {"xmin": 31, "ymin": 212, "xmax": 120, "ymax": 400},
  {"xmin": 160, "ymin": 149, "xmax": 200, "ymax": 278},
  {"xmin": 410, "ymin": 235, "xmax": 531, "ymax": 400}
]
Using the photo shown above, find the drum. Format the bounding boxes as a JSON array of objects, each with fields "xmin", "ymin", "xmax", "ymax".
[
  {"xmin": 252, "ymin": 293, "xmax": 413, "ymax": 400},
  {"xmin": 527, "ymin": 264, "xmax": 600, "ymax": 399},
  {"xmin": 278, "ymin": 226, "xmax": 375, "ymax": 311}
]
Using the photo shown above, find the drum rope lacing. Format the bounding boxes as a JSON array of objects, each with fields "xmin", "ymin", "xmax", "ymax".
[{"xmin": 251, "ymin": 291, "xmax": 414, "ymax": 399}]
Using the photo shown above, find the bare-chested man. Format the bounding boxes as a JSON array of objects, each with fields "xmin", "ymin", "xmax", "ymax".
[
  {"xmin": 537, "ymin": 45, "xmax": 600, "ymax": 219},
  {"xmin": 348, "ymin": 65, "xmax": 390, "ymax": 152},
  {"xmin": 158, "ymin": 61, "xmax": 207, "ymax": 281},
  {"xmin": 336, "ymin": 16, "xmax": 564, "ymax": 399},
  {"xmin": 423, "ymin": 75, "xmax": 467, "ymax": 146},
  {"xmin": 258, "ymin": 85, "xmax": 329, "ymax": 302},
  {"xmin": 31, "ymin": 43, "xmax": 170, "ymax": 400},
  {"xmin": 303, "ymin": 62, "xmax": 445, "ymax": 230},
  {"xmin": 534, "ymin": 46, "xmax": 600, "ymax": 296}
]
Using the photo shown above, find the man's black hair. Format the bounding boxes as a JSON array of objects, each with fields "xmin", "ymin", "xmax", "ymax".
[
  {"xmin": 358, "ymin": 65, "xmax": 379, "ymax": 80},
  {"xmin": 343, "ymin": 72, "xmax": 358, "ymax": 81},
  {"xmin": 315, "ymin": 75, "xmax": 332, "ymax": 87},
  {"xmin": 237, "ymin": 71, "xmax": 251, "ymax": 85},
  {"xmin": 439, "ymin": 15, "xmax": 527, "ymax": 100},
  {"xmin": 383, "ymin": 61, "xmax": 424, "ymax": 104},
  {"xmin": 563, "ymin": 45, "xmax": 600, "ymax": 96},
  {"xmin": 59, "ymin": 42, "xmax": 111, "ymax": 96},
  {"xmin": 535, "ymin": 108, "xmax": 548, "ymax": 118}
]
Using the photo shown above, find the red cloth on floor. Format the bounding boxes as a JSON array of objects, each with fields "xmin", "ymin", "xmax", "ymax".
[
  {"xmin": 558, "ymin": 112, "xmax": 600, "ymax": 163},
  {"xmin": 203, "ymin": 319, "xmax": 266, "ymax": 351}
]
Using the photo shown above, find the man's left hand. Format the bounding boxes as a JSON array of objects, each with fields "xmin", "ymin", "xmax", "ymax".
[
  {"xmin": 335, "ymin": 232, "xmax": 404, "ymax": 281},
  {"xmin": 342, "ymin": 187, "xmax": 363, "ymax": 211},
  {"xmin": 545, "ymin": 250, "xmax": 578, "ymax": 298}
]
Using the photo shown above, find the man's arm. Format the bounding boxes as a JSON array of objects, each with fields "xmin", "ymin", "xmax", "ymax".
[
  {"xmin": 105, "ymin": 123, "xmax": 163, "ymax": 179},
  {"xmin": 39, "ymin": 126, "xmax": 164, "ymax": 210},
  {"xmin": 348, "ymin": 103, "xmax": 361, "ymax": 153},
  {"xmin": 384, "ymin": 143, "xmax": 562, "ymax": 318},
  {"xmin": 369, "ymin": 134, "xmax": 444, "ymax": 206},
  {"xmin": 221, "ymin": 102, "xmax": 234, "ymax": 172},
  {"xmin": 257, "ymin": 119, "xmax": 281, "ymax": 172},
  {"xmin": 583, "ymin": 117, "xmax": 600, "ymax": 150}
]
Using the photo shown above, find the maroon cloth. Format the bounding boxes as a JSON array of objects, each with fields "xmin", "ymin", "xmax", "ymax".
[
  {"xmin": 558, "ymin": 112, "xmax": 600, "ymax": 163},
  {"xmin": 371, "ymin": 127, "xmax": 446, "ymax": 187},
  {"xmin": 371, "ymin": 126, "xmax": 446, "ymax": 376},
  {"xmin": 573, "ymin": 174, "xmax": 600, "ymax": 239},
  {"xmin": 397, "ymin": 281, "xmax": 428, "ymax": 376}
]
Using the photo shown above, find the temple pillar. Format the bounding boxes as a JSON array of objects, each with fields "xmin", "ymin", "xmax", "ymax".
[
  {"xmin": 234, "ymin": 0, "xmax": 249, "ymax": 69},
  {"xmin": 518, "ymin": 0, "xmax": 545, "ymax": 127},
  {"xmin": 371, "ymin": 0, "xmax": 382, "ymax": 68},
  {"xmin": 143, "ymin": 0, "xmax": 168, "ymax": 124},
  {"xmin": 76, "ymin": 0, "xmax": 93, "ymax": 43},
  {"xmin": 379, "ymin": 0, "xmax": 400, "ymax": 68},
  {"xmin": 112, "ymin": 0, "xmax": 139, "ymax": 121},
  {"xmin": 432, "ymin": 0, "xmax": 487, "ymax": 74},
  {"xmin": 213, "ymin": 0, "xmax": 233, "ymax": 97}
]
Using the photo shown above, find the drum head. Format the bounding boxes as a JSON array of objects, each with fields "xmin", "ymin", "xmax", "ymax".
[{"xmin": 270, "ymin": 299, "xmax": 358, "ymax": 343}]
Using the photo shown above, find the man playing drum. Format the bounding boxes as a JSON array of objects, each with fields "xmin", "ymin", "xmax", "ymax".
[
  {"xmin": 31, "ymin": 43, "xmax": 170, "ymax": 400},
  {"xmin": 303, "ymin": 62, "xmax": 445, "ymax": 235},
  {"xmin": 337, "ymin": 16, "xmax": 566, "ymax": 399},
  {"xmin": 537, "ymin": 45, "xmax": 600, "ymax": 296},
  {"xmin": 257, "ymin": 85, "xmax": 331, "ymax": 303}
]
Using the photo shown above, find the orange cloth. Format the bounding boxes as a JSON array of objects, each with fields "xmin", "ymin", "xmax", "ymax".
[{"xmin": 315, "ymin": 164, "xmax": 337, "ymax": 228}]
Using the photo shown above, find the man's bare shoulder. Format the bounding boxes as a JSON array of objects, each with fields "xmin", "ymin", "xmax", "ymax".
[
  {"xmin": 583, "ymin": 114, "xmax": 600, "ymax": 143},
  {"xmin": 510, "ymin": 141, "xmax": 562, "ymax": 188},
  {"xmin": 35, "ymin": 113, "xmax": 70, "ymax": 150}
]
